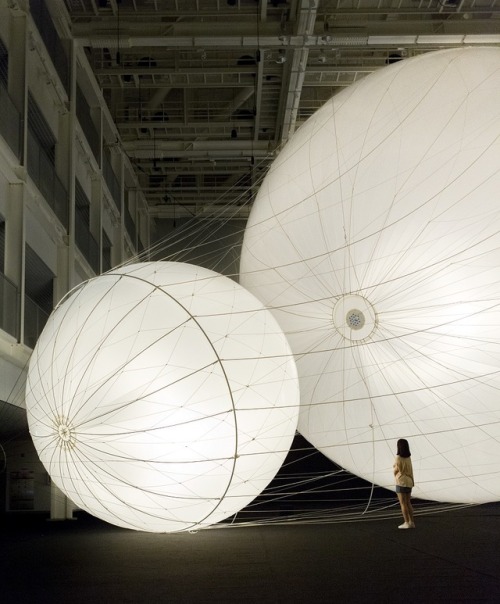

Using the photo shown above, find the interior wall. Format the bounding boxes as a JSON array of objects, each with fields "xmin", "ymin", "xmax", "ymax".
[
  {"xmin": 0, "ymin": 399, "xmax": 48, "ymax": 513},
  {"xmin": 3, "ymin": 436, "xmax": 50, "ymax": 513}
]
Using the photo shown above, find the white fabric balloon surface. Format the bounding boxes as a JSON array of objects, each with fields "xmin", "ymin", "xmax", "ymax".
[
  {"xmin": 240, "ymin": 47, "xmax": 500, "ymax": 504},
  {"xmin": 26, "ymin": 262, "xmax": 299, "ymax": 532}
]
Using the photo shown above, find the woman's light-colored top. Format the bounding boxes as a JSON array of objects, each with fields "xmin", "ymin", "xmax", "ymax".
[{"xmin": 394, "ymin": 455, "xmax": 414, "ymax": 488}]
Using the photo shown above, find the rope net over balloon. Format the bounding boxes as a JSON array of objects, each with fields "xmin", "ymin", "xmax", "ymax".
[
  {"xmin": 239, "ymin": 46, "xmax": 500, "ymax": 507},
  {"xmin": 20, "ymin": 47, "xmax": 500, "ymax": 531},
  {"xmin": 25, "ymin": 262, "xmax": 301, "ymax": 532}
]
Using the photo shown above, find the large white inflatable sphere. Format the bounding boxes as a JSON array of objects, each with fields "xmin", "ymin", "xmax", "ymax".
[
  {"xmin": 240, "ymin": 47, "xmax": 500, "ymax": 504},
  {"xmin": 26, "ymin": 262, "xmax": 299, "ymax": 532}
]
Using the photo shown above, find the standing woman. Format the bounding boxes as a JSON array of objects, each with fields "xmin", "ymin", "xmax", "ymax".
[{"xmin": 393, "ymin": 439, "xmax": 415, "ymax": 529}]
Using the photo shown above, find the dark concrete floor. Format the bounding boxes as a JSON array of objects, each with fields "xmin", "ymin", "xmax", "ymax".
[{"xmin": 1, "ymin": 504, "xmax": 500, "ymax": 603}]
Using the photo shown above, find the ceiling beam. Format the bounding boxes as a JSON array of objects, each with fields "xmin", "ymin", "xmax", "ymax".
[
  {"xmin": 75, "ymin": 32, "xmax": 500, "ymax": 50},
  {"xmin": 123, "ymin": 139, "xmax": 272, "ymax": 159}
]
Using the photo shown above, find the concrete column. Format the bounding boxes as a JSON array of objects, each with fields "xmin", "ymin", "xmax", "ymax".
[
  {"xmin": 8, "ymin": 11, "xmax": 27, "ymax": 116},
  {"xmin": 119, "ymin": 152, "xmax": 126, "ymax": 261},
  {"xmin": 54, "ymin": 243, "xmax": 69, "ymax": 305},
  {"xmin": 8, "ymin": 9, "xmax": 28, "ymax": 166},
  {"xmin": 91, "ymin": 174, "xmax": 102, "ymax": 274},
  {"xmin": 55, "ymin": 110, "xmax": 75, "ymax": 293},
  {"xmin": 50, "ymin": 483, "xmax": 74, "ymax": 521},
  {"xmin": 64, "ymin": 39, "xmax": 77, "ymax": 290},
  {"xmin": 4, "ymin": 183, "xmax": 25, "ymax": 340},
  {"xmin": 139, "ymin": 207, "xmax": 150, "ymax": 259},
  {"xmin": 112, "ymin": 212, "xmax": 123, "ymax": 268},
  {"xmin": 127, "ymin": 188, "xmax": 137, "ymax": 250}
]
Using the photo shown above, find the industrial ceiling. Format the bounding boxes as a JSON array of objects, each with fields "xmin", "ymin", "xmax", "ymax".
[{"xmin": 60, "ymin": 0, "xmax": 500, "ymax": 219}]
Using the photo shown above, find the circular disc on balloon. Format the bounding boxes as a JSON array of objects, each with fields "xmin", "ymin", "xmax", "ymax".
[
  {"xmin": 240, "ymin": 47, "xmax": 500, "ymax": 504},
  {"xmin": 26, "ymin": 262, "xmax": 299, "ymax": 532}
]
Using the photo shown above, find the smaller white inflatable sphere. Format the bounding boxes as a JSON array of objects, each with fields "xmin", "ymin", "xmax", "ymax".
[
  {"xmin": 26, "ymin": 262, "xmax": 299, "ymax": 532},
  {"xmin": 240, "ymin": 48, "xmax": 500, "ymax": 504}
]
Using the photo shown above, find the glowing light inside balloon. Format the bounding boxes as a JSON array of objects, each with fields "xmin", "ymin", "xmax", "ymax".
[
  {"xmin": 240, "ymin": 48, "xmax": 500, "ymax": 504},
  {"xmin": 26, "ymin": 262, "xmax": 299, "ymax": 532}
]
